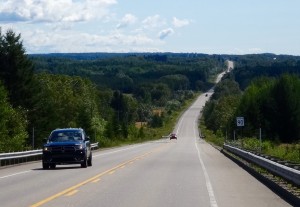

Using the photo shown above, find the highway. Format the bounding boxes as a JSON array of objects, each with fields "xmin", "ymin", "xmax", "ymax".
[
  {"xmin": 0, "ymin": 63, "xmax": 291, "ymax": 206},
  {"xmin": 0, "ymin": 93, "xmax": 290, "ymax": 207}
]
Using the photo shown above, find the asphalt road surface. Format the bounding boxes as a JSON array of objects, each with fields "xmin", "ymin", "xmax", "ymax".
[
  {"xmin": 0, "ymin": 93, "xmax": 290, "ymax": 207},
  {"xmin": 0, "ymin": 65, "xmax": 290, "ymax": 206}
]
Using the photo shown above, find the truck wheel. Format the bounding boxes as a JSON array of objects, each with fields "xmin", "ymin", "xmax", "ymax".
[
  {"xmin": 88, "ymin": 153, "xmax": 92, "ymax": 167},
  {"xmin": 81, "ymin": 157, "xmax": 87, "ymax": 168},
  {"xmin": 43, "ymin": 162, "xmax": 49, "ymax": 169}
]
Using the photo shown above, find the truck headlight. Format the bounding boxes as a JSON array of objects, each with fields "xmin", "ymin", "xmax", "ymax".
[
  {"xmin": 76, "ymin": 144, "xmax": 83, "ymax": 150},
  {"xmin": 44, "ymin": 147, "xmax": 51, "ymax": 151}
]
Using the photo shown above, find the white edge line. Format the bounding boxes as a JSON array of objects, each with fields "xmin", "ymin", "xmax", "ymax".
[
  {"xmin": 195, "ymin": 142, "xmax": 218, "ymax": 207},
  {"xmin": 194, "ymin": 122, "xmax": 218, "ymax": 207},
  {"xmin": 0, "ymin": 170, "xmax": 31, "ymax": 179}
]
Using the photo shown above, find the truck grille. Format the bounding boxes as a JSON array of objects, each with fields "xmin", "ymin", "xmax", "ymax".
[{"xmin": 51, "ymin": 146, "xmax": 76, "ymax": 152}]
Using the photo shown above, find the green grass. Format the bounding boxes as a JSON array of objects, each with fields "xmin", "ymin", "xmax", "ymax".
[
  {"xmin": 263, "ymin": 142, "xmax": 300, "ymax": 163},
  {"xmin": 199, "ymin": 120, "xmax": 225, "ymax": 147},
  {"xmin": 199, "ymin": 120, "xmax": 300, "ymax": 163},
  {"xmin": 231, "ymin": 137, "xmax": 300, "ymax": 163},
  {"xmin": 143, "ymin": 93, "xmax": 201, "ymax": 140},
  {"xmin": 98, "ymin": 93, "xmax": 201, "ymax": 148}
]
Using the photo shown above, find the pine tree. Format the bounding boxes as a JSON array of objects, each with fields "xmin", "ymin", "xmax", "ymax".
[{"xmin": 0, "ymin": 28, "xmax": 36, "ymax": 109}]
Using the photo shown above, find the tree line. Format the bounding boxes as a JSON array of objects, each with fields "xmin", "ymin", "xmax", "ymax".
[
  {"xmin": 203, "ymin": 55, "xmax": 300, "ymax": 143},
  {"xmin": 30, "ymin": 53, "xmax": 223, "ymax": 93},
  {"xmin": 0, "ymin": 28, "xmax": 226, "ymax": 152}
]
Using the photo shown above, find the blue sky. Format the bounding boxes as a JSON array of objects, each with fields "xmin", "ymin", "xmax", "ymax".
[{"xmin": 0, "ymin": 0, "xmax": 299, "ymax": 55}]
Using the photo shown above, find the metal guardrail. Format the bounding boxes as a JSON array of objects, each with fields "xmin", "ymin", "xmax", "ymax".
[
  {"xmin": 0, "ymin": 150, "xmax": 42, "ymax": 161},
  {"xmin": 223, "ymin": 144, "xmax": 300, "ymax": 186},
  {"xmin": 91, "ymin": 142, "xmax": 99, "ymax": 150},
  {"xmin": 0, "ymin": 142, "xmax": 99, "ymax": 167}
]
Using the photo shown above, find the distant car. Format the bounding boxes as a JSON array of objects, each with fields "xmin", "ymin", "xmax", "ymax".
[
  {"xmin": 42, "ymin": 128, "xmax": 92, "ymax": 169},
  {"xmin": 170, "ymin": 133, "xmax": 177, "ymax": 140}
]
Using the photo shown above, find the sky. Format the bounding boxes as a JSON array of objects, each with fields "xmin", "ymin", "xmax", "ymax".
[{"xmin": 0, "ymin": 0, "xmax": 299, "ymax": 55}]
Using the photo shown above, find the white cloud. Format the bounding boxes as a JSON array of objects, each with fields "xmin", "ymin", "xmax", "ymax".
[
  {"xmin": 116, "ymin": 13, "xmax": 137, "ymax": 29},
  {"xmin": 232, "ymin": 48, "xmax": 244, "ymax": 54},
  {"xmin": 20, "ymin": 28, "xmax": 159, "ymax": 53},
  {"xmin": 142, "ymin": 15, "xmax": 166, "ymax": 29},
  {"xmin": 51, "ymin": 22, "xmax": 74, "ymax": 31},
  {"xmin": 248, "ymin": 48, "xmax": 263, "ymax": 53},
  {"xmin": 0, "ymin": 1, "xmax": 193, "ymax": 53},
  {"xmin": 0, "ymin": 0, "xmax": 117, "ymax": 23},
  {"xmin": 172, "ymin": 17, "xmax": 190, "ymax": 28},
  {"xmin": 158, "ymin": 28, "xmax": 174, "ymax": 40}
]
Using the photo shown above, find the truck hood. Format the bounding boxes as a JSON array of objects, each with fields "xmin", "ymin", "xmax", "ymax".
[{"xmin": 44, "ymin": 141, "xmax": 84, "ymax": 147}]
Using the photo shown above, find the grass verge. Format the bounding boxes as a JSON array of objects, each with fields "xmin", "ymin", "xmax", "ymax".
[
  {"xmin": 199, "ymin": 119, "xmax": 300, "ymax": 163},
  {"xmin": 98, "ymin": 93, "xmax": 201, "ymax": 148}
]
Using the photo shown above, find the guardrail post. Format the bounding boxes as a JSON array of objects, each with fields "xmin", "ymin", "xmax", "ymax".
[{"xmin": 259, "ymin": 127, "xmax": 262, "ymax": 153}]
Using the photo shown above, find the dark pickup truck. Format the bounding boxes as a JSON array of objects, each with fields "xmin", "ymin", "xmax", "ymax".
[{"xmin": 42, "ymin": 128, "xmax": 92, "ymax": 169}]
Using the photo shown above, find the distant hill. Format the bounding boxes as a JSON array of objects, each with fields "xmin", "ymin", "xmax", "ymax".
[{"xmin": 29, "ymin": 52, "xmax": 210, "ymax": 60}]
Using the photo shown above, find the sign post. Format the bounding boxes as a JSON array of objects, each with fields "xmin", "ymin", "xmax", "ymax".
[{"xmin": 236, "ymin": 117, "xmax": 244, "ymax": 146}]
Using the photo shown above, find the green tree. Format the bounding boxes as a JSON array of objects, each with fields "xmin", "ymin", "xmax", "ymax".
[
  {"xmin": 271, "ymin": 75, "xmax": 300, "ymax": 142},
  {"xmin": 234, "ymin": 78, "xmax": 274, "ymax": 136},
  {"xmin": 150, "ymin": 114, "xmax": 163, "ymax": 128},
  {"xmin": 230, "ymin": 75, "xmax": 300, "ymax": 142},
  {"xmin": 203, "ymin": 78, "xmax": 242, "ymax": 134},
  {"xmin": 204, "ymin": 96, "xmax": 240, "ymax": 134},
  {"xmin": 150, "ymin": 83, "xmax": 171, "ymax": 107},
  {"xmin": 0, "ymin": 29, "xmax": 37, "ymax": 109},
  {"xmin": 159, "ymin": 74, "xmax": 189, "ymax": 90},
  {"xmin": 212, "ymin": 79, "xmax": 241, "ymax": 100},
  {"xmin": 109, "ymin": 91, "xmax": 138, "ymax": 139},
  {"xmin": 0, "ymin": 81, "xmax": 27, "ymax": 152},
  {"xmin": 32, "ymin": 73, "xmax": 101, "ymax": 146}
]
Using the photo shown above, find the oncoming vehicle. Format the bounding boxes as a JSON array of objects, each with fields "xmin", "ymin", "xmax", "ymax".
[
  {"xmin": 170, "ymin": 133, "xmax": 177, "ymax": 140},
  {"xmin": 42, "ymin": 128, "xmax": 92, "ymax": 169}
]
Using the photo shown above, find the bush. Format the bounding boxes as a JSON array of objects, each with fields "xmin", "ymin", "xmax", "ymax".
[{"xmin": 235, "ymin": 138, "xmax": 300, "ymax": 163}]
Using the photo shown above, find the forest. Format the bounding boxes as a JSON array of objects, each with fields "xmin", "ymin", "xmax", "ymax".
[
  {"xmin": 202, "ymin": 54, "xmax": 300, "ymax": 161},
  {"xmin": 1, "ymin": 28, "xmax": 300, "ymax": 155},
  {"xmin": 0, "ymin": 29, "xmax": 225, "ymax": 152}
]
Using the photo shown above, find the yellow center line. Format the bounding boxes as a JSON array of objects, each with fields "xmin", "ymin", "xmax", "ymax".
[
  {"xmin": 64, "ymin": 190, "xmax": 78, "ymax": 197},
  {"xmin": 109, "ymin": 170, "xmax": 115, "ymax": 175},
  {"xmin": 31, "ymin": 144, "xmax": 167, "ymax": 207},
  {"xmin": 92, "ymin": 178, "xmax": 101, "ymax": 183}
]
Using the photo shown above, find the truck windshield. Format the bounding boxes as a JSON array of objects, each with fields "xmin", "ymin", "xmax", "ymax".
[{"xmin": 49, "ymin": 130, "xmax": 82, "ymax": 142}]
